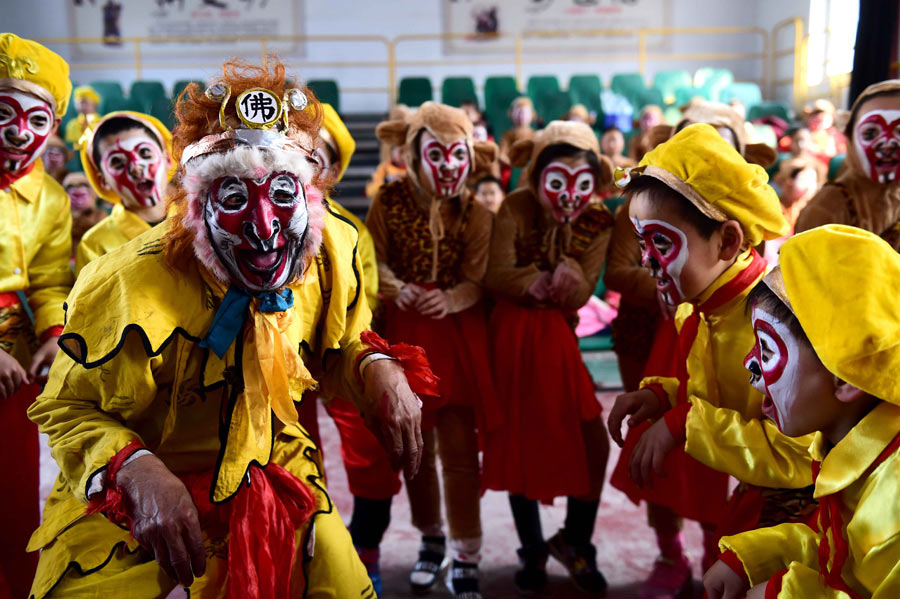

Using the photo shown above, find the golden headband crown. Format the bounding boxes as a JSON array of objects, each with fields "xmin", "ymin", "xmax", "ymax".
[{"xmin": 204, "ymin": 83, "xmax": 308, "ymax": 132}]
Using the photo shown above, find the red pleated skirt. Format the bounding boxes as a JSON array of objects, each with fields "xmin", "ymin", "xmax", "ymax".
[
  {"xmin": 481, "ymin": 301, "xmax": 602, "ymax": 503},
  {"xmin": 383, "ymin": 301, "xmax": 500, "ymax": 433}
]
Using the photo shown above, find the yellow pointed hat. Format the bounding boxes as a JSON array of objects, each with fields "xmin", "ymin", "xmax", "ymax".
[
  {"xmin": 0, "ymin": 33, "xmax": 72, "ymax": 116},
  {"xmin": 79, "ymin": 110, "xmax": 176, "ymax": 204},
  {"xmin": 320, "ymin": 103, "xmax": 355, "ymax": 182},
  {"xmin": 772, "ymin": 224, "xmax": 900, "ymax": 405},
  {"xmin": 624, "ymin": 122, "xmax": 789, "ymax": 246}
]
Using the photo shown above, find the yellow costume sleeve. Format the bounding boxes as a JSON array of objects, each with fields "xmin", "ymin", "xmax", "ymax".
[
  {"xmin": 720, "ymin": 522, "xmax": 820, "ymax": 586},
  {"xmin": 775, "ymin": 557, "xmax": 900, "ymax": 599},
  {"xmin": 639, "ymin": 376, "xmax": 680, "ymax": 407},
  {"xmin": 74, "ymin": 235, "xmax": 102, "ymax": 278},
  {"xmin": 685, "ymin": 397, "xmax": 813, "ymax": 488},
  {"xmin": 26, "ymin": 332, "xmax": 156, "ymax": 502},
  {"xmin": 27, "ymin": 176, "xmax": 74, "ymax": 336},
  {"xmin": 327, "ymin": 199, "xmax": 379, "ymax": 312}
]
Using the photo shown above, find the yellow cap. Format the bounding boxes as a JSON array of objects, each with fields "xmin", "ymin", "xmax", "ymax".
[
  {"xmin": 79, "ymin": 110, "xmax": 175, "ymax": 204},
  {"xmin": 73, "ymin": 85, "xmax": 100, "ymax": 106},
  {"xmin": 320, "ymin": 103, "xmax": 355, "ymax": 182},
  {"xmin": 774, "ymin": 225, "xmax": 900, "ymax": 406},
  {"xmin": 634, "ymin": 123, "xmax": 788, "ymax": 246},
  {"xmin": 0, "ymin": 33, "xmax": 71, "ymax": 116}
]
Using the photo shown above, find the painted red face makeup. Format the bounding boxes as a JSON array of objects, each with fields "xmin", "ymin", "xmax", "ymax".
[
  {"xmin": 744, "ymin": 306, "xmax": 801, "ymax": 432},
  {"xmin": 101, "ymin": 135, "xmax": 167, "ymax": 207},
  {"xmin": 854, "ymin": 109, "xmax": 900, "ymax": 184},
  {"xmin": 631, "ymin": 216, "xmax": 689, "ymax": 305},
  {"xmin": 419, "ymin": 131, "xmax": 470, "ymax": 198},
  {"xmin": 66, "ymin": 184, "xmax": 95, "ymax": 211},
  {"xmin": 0, "ymin": 90, "xmax": 54, "ymax": 175},
  {"xmin": 539, "ymin": 160, "xmax": 596, "ymax": 223},
  {"xmin": 204, "ymin": 171, "xmax": 308, "ymax": 292}
]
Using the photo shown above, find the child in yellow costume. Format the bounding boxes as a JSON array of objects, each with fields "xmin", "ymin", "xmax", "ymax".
[
  {"xmin": 704, "ymin": 225, "xmax": 900, "ymax": 599},
  {"xmin": 63, "ymin": 85, "xmax": 100, "ymax": 147},
  {"xmin": 607, "ymin": 124, "xmax": 816, "ymax": 596},
  {"xmin": 74, "ymin": 110, "xmax": 176, "ymax": 275},
  {"xmin": 0, "ymin": 33, "xmax": 74, "ymax": 599},
  {"xmin": 26, "ymin": 59, "xmax": 430, "ymax": 599}
]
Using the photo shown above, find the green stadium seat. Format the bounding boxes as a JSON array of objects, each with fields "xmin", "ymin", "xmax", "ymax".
[
  {"xmin": 484, "ymin": 76, "xmax": 520, "ymax": 137},
  {"xmin": 59, "ymin": 87, "xmax": 79, "ymax": 140},
  {"xmin": 526, "ymin": 75, "xmax": 560, "ymax": 101},
  {"xmin": 720, "ymin": 82, "xmax": 763, "ymax": 109},
  {"xmin": 828, "ymin": 154, "xmax": 846, "ymax": 181},
  {"xmin": 569, "ymin": 74, "xmax": 604, "ymax": 124},
  {"xmin": 89, "ymin": 80, "xmax": 124, "ymax": 101},
  {"xmin": 99, "ymin": 96, "xmax": 142, "ymax": 115},
  {"xmin": 129, "ymin": 80, "xmax": 166, "ymax": 112},
  {"xmin": 673, "ymin": 86, "xmax": 710, "ymax": 107},
  {"xmin": 173, "ymin": 79, "xmax": 205, "ymax": 100},
  {"xmin": 307, "ymin": 80, "xmax": 340, "ymax": 113},
  {"xmin": 694, "ymin": 68, "xmax": 734, "ymax": 101},
  {"xmin": 536, "ymin": 90, "xmax": 573, "ymax": 123},
  {"xmin": 441, "ymin": 77, "xmax": 478, "ymax": 108},
  {"xmin": 653, "ymin": 70, "xmax": 692, "ymax": 105},
  {"xmin": 747, "ymin": 101, "xmax": 792, "ymax": 122},
  {"xmin": 397, "ymin": 77, "xmax": 433, "ymax": 107},
  {"xmin": 634, "ymin": 87, "xmax": 664, "ymax": 111},
  {"xmin": 610, "ymin": 73, "xmax": 645, "ymax": 108},
  {"xmin": 149, "ymin": 97, "xmax": 176, "ymax": 131},
  {"xmin": 663, "ymin": 106, "xmax": 683, "ymax": 125}
]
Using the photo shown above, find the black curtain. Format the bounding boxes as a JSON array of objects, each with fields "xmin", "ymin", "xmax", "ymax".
[{"xmin": 849, "ymin": 0, "xmax": 900, "ymax": 107}]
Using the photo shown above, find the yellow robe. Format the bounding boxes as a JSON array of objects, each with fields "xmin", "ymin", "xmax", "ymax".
[
  {"xmin": 74, "ymin": 204, "xmax": 151, "ymax": 277},
  {"xmin": 64, "ymin": 113, "xmax": 99, "ymax": 146},
  {"xmin": 0, "ymin": 159, "xmax": 73, "ymax": 360},
  {"xmin": 327, "ymin": 199, "xmax": 379, "ymax": 311},
  {"xmin": 640, "ymin": 250, "xmax": 813, "ymax": 489},
  {"xmin": 27, "ymin": 214, "xmax": 375, "ymax": 598},
  {"xmin": 721, "ymin": 401, "xmax": 900, "ymax": 598}
]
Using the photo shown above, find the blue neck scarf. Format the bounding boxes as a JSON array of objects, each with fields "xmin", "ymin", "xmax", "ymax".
[{"xmin": 199, "ymin": 286, "xmax": 294, "ymax": 359}]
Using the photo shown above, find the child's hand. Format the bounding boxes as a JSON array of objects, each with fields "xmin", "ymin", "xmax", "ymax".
[
  {"xmin": 415, "ymin": 288, "xmax": 450, "ymax": 319},
  {"xmin": 607, "ymin": 388, "xmax": 664, "ymax": 447},
  {"xmin": 0, "ymin": 347, "xmax": 28, "ymax": 399},
  {"xmin": 703, "ymin": 559, "xmax": 750, "ymax": 599},
  {"xmin": 629, "ymin": 418, "xmax": 677, "ymax": 488},
  {"xmin": 549, "ymin": 258, "xmax": 583, "ymax": 305},
  {"xmin": 396, "ymin": 284, "xmax": 425, "ymax": 311},
  {"xmin": 746, "ymin": 582, "xmax": 767, "ymax": 599},
  {"xmin": 527, "ymin": 272, "xmax": 553, "ymax": 302}
]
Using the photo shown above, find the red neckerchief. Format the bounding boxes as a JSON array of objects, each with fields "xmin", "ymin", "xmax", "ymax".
[
  {"xmin": 674, "ymin": 249, "xmax": 766, "ymax": 404},
  {"xmin": 810, "ymin": 431, "xmax": 900, "ymax": 598},
  {"xmin": 0, "ymin": 162, "xmax": 36, "ymax": 191}
]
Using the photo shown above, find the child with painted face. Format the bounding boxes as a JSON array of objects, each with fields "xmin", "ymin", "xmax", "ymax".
[
  {"xmin": 796, "ymin": 80, "xmax": 900, "ymax": 250},
  {"xmin": 482, "ymin": 120, "xmax": 614, "ymax": 595},
  {"xmin": 606, "ymin": 124, "xmax": 819, "ymax": 590},
  {"xmin": 0, "ymin": 33, "xmax": 74, "ymax": 597},
  {"xmin": 63, "ymin": 85, "xmax": 100, "ymax": 146},
  {"xmin": 74, "ymin": 111, "xmax": 174, "ymax": 276},
  {"xmin": 704, "ymin": 225, "xmax": 900, "ymax": 599},
  {"xmin": 368, "ymin": 101, "xmax": 499, "ymax": 599}
]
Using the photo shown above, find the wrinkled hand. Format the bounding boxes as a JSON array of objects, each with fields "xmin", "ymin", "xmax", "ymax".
[
  {"xmin": 527, "ymin": 272, "xmax": 553, "ymax": 302},
  {"xmin": 0, "ymin": 347, "xmax": 27, "ymax": 400},
  {"xmin": 703, "ymin": 559, "xmax": 750, "ymax": 599},
  {"xmin": 28, "ymin": 336, "xmax": 60, "ymax": 385},
  {"xmin": 629, "ymin": 417, "xmax": 678, "ymax": 488},
  {"xmin": 656, "ymin": 289, "xmax": 678, "ymax": 320},
  {"xmin": 607, "ymin": 388, "xmax": 664, "ymax": 447},
  {"xmin": 115, "ymin": 454, "xmax": 206, "ymax": 587},
  {"xmin": 363, "ymin": 359, "xmax": 424, "ymax": 478},
  {"xmin": 396, "ymin": 283, "xmax": 425, "ymax": 311},
  {"xmin": 415, "ymin": 288, "xmax": 451, "ymax": 319},
  {"xmin": 549, "ymin": 259, "xmax": 582, "ymax": 305}
]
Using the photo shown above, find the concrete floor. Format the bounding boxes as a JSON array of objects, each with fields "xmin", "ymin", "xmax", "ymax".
[{"xmin": 37, "ymin": 390, "xmax": 707, "ymax": 599}]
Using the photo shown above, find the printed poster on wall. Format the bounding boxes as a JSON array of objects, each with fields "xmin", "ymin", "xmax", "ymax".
[
  {"xmin": 67, "ymin": 0, "xmax": 305, "ymax": 60},
  {"xmin": 442, "ymin": 0, "xmax": 671, "ymax": 55}
]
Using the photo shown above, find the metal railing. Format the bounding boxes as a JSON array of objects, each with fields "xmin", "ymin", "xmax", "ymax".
[{"xmin": 37, "ymin": 21, "xmax": 812, "ymax": 111}]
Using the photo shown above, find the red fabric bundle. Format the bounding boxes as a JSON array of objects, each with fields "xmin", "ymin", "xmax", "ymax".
[{"xmin": 358, "ymin": 329, "xmax": 440, "ymax": 398}]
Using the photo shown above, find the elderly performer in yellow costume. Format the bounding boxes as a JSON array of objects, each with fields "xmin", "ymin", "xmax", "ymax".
[{"xmin": 27, "ymin": 58, "xmax": 431, "ymax": 599}]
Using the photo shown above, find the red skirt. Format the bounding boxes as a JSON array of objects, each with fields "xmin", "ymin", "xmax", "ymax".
[
  {"xmin": 384, "ymin": 301, "xmax": 499, "ymax": 433},
  {"xmin": 481, "ymin": 301, "xmax": 602, "ymax": 502}
]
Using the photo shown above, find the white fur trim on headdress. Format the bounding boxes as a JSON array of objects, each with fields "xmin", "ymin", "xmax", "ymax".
[{"xmin": 180, "ymin": 144, "xmax": 325, "ymax": 285}]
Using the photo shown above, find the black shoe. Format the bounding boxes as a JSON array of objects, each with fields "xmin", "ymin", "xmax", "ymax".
[
  {"xmin": 410, "ymin": 535, "xmax": 448, "ymax": 594},
  {"xmin": 446, "ymin": 558, "xmax": 482, "ymax": 599},
  {"xmin": 547, "ymin": 529, "xmax": 607, "ymax": 594},
  {"xmin": 514, "ymin": 544, "xmax": 548, "ymax": 596}
]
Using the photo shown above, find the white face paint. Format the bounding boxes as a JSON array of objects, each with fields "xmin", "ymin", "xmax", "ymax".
[
  {"xmin": 0, "ymin": 89, "xmax": 54, "ymax": 174},
  {"xmin": 631, "ymin": 216, "xmax": 690, "ymax": 305},
  {"xmin": 418, "ymin": 130, "xmax": 470, "ymax": 198},
  {"xmin": 853, "ymin": 109, "xmax": 900, "ymax": 184},
  {"xmin": 744, "ymin": 306, "xmax": 802, "ymax": 432},
  {"xmin": 99, "ymin": 132, "xmax": 168, "ymax": 208},
  {"xmin": 539, "ymin": 160, "xmax": 596, "ymax": 223}
]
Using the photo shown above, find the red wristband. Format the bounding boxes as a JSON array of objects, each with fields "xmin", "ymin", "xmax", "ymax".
[
  {"xmin": 643, "ymin": 383, "xmax": 670, "ymax": 413},
  {"xmin": 40, "ymin": 325, "xmax": 64, "ymax": 343},
  {"xmin": 663, "ymin": 401, "xmax": 690, "ymax": 442},
  {"xmin": 85, "ymin": 439, "xmax": 146, "ymax": 531},
  {"xmin": 357, "ymin": 330, "xmax": 440, "ymax": 397},
  {"xmin": 718, "ymin": 550, "xmax": 750, "ymax": 585}
]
